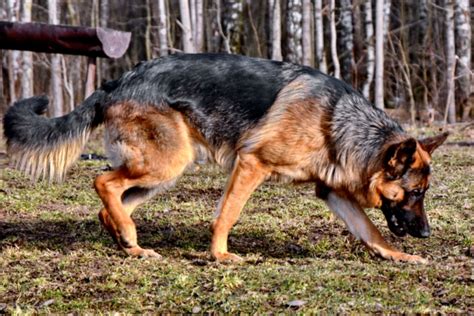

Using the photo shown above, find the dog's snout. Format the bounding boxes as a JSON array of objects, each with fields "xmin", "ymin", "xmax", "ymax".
[{"xmin": 419, "ymin": 226, "xmax": 431, "ymax": 238}]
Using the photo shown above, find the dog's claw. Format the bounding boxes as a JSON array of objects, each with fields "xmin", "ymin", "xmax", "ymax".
[
  {"xmin": 124, "ymin": 246, "xmax": 162, "ymax": 259},
  {"xmin": 391, "ymin": 252, "xmax": 428, "ymax": 264},
  {"xmin": 213, "ymin": 252, "xmax": 244, "ymax": 263}
]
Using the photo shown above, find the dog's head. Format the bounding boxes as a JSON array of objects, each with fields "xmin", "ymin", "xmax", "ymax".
[{"xmin": 374, "ymin": 132, "xmax": 448, "ymax": 238}]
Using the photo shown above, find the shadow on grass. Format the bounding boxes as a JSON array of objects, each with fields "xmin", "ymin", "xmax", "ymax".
[{"xmin": 0, "ymin": 218, "xmax": 328, "ymax": 259}]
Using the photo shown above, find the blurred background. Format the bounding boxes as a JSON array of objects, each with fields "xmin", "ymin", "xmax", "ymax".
[{"xmin": 0, "ymin": 0, "xmax": 472, "ymax": 124}]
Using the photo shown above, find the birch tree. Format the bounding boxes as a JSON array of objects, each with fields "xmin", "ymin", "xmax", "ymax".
[
  {"xmin": 0, "ymin": 1, "xmax": 5, "ymax": 107},
  {"xmin": 302, "ymin": 0, "xmax": 312, "ymax": 66},
  {"xmin": 445, "ymin": 0, "xmax": 456, "ymax": 123},
  {"xmin": 454, "ymin": 0, "xmax": 471, "ymax": 120},
  {"xmin": 223, "ymin": 0, "xmax": 244, "ymax": 54},
  {"xmin": 20, "ymin": 0, "xmax": 33, "ymax": 98},
  {"xmin": 329, "ymin": 0, "xmax": 340, "ymax": 78},
  {"xmin": 48, "ymin": 0, "xmax": 64, "ymax": 117},
  {"xmin": 179, "ymin": 0, "xmax": 196, "ymax": 53},
  {"xmin": 314, "ymin": 0, "xmax": 327, "ymax": 73},
  {"xmin": 194, "ymin": 0, "xmax": 204, "ymax": 52},
  {"xmin": 339, "ymin": 0, "xmax": 354, "ymax": 83},
  {"xmin": 7, "ymin": 0, "xmax": 20, "ymax": 103},
  {"xmin": 269, "ymin": 0, "xmax": 282, "ymax": 61},
  {"xmin": 362, "ymin": 0, "xmax": 374, "ymax": 99},
  {"xmin": 383, "ymin": 0, "xmax": 391, "ymax": 41},
  {"xmin": 99, "ymin": 0, "xmax": 109, "ymax": 87},
  {"xmin": 286, "ymin": 0, "xmax": 303, "ymax": 63},
  {"xmin": 156, "ymin": 0, "xmax": 169, "ymax": 56},
  {"xmin": 374, "ymin": 0, "xmax": 384, "ymax": 109}
]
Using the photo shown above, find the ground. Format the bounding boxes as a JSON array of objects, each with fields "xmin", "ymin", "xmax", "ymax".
[{"xmin": 0, "ymin": 125, "xmax": 473, "ymax": 314}]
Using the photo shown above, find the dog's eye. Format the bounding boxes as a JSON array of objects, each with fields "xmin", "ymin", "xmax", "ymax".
[{"xmin": 411, "ymin": 189, "xmax": 424, "ymax": 197}]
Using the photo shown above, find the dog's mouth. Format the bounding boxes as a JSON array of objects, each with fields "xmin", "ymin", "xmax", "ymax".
[{"xmin": 381, "ymin": 202, "xmax": 408, "ymax": 237}]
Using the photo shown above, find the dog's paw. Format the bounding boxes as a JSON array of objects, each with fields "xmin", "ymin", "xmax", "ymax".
[
  {"xmin": 391, "ymin": 252, "xmax": 428, "ymax": 264},
  {"xmin": 124, "ymin": 246, "xmax": 162, "ymax": 259},
  {"xmin": 213, "ymin": 252, "xmax": 244, "ymax": 263}
]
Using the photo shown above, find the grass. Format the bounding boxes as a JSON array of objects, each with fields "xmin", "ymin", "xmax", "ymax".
[{"xmin": 0, "ymin": 126, "xmax": 473, "ymax": 313}]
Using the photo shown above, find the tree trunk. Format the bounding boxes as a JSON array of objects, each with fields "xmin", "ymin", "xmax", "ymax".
[
  {"xmin": 374, "ymin": 0, "xmax": 384, "ymax": 109},
  {"xmin": 156, "ymin": 0, "xmax": 169, "ymax": 56},
  {"xmin": 329, "ymin": 0, "xmax": 340, "ymax": 78},
  {"xmin": 269, "ymin": 0, "xmax": 282, "ymax": 61},
  {"xmin": 302, "ymin": 0, "xmax": 312, "ymax": 66},
  {"xmin": 20, "ymin": 0, "xmax": 33, "ymax": 99},
  {"xmin": 48, "ymin": 0, "xmax": 64, "ymax": 117},
  {"xmin": 314, "ymin": 0, "xmax": 327, "ymax": 73},
  {"xmin": 383, "ymin": 0, "xmax": 391, "ymax": 41},
  {"xmin": 179, "ymin": 0, "xmax": 196, "ymax": 53},
  {"xmin": 99, "ymin": 0, "xmax": 108, "ymax": 87},
  {"xmin": 445, "ymin": 0, "xmax": 456, "ymax": 123},
  {"xmin": 223, "ymin": 0, "xmax": 244, "ymax": 54},
  {"xmin": 287, "ymin": 0, "xmax": 303, "ymax": 63},
  {"xmin": 362, "ymin": 0, "xmax": 374, "ymax": 99},
  {"xmin": 7, "ymin": 0, "xmax": 20, "ymax": 103},
  {"xmin": 454, "ymin": 0, "xmax": 471, "ymax": 121},
  {"xmin": 0, "ymin": 2, "xmax": 5, "ymax": 108},
  {"xmin": 339, "ymin": 0, "xmax": 354, "ymax": 83},
  {"xmin": 145, "ymin": 0, "xmax": 152, "ymax": 59},
  {"xmin": 352, "ymin": 2, "xmax": 363, "ymax": 89},
  {"xmin": 194, "ymin": 0, "xmax": 204, "ymax": 52},
  {"xmin": 65, "ymin": 0, "xmax": 80, "ymax": 107}
]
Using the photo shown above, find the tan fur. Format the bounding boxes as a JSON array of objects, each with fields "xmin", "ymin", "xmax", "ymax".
[
  {"xmin": 85, "ymin": 86, "xmax": 443, "ymax": 263},
  {"xmin": 8, "ymin": 130, "xmax": 89, "ymax": 182}
]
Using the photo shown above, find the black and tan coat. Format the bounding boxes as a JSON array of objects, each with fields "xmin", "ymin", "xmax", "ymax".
[{"xmin": 4, "ymin": 54, "xmax": 448, "ymax": 263}]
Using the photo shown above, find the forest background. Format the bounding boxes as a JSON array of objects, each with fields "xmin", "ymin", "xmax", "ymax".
[{"xmin": 0, "ymin": 0, "xmax": 472, "ymax": 125}]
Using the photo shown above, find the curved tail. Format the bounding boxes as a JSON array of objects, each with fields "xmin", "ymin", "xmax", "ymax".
[{"xmin": 3, "ymin": 89, "xmax": 110, "ymax": 182}]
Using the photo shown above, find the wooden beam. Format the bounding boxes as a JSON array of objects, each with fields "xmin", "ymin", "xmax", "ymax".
[{"xmin": 0, "ymin": 21, "xmax": 131, "ymax": 58}]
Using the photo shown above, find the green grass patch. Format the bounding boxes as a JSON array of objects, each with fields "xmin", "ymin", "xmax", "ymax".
[{"xmin": 0, "ymin": 128, "xmax": 473, "ymax": 313}]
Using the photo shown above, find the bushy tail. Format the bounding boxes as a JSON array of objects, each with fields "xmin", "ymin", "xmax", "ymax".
[{"xmin": 3, "ymin": 89, "xmax": 109, "ymax": 182}]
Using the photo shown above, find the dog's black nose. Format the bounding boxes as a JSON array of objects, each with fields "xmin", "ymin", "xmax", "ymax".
[{"xmin": 419, "ymin": 226, "xmax": 431, "ymax": 238}]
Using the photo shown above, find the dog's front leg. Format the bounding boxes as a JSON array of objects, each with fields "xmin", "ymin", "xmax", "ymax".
[
  {"xmin": 323, "ymin": 191, "xmax": 427, "ymax": 264},
  {"xmin": 211, "ymin": 154, "xmax": 269, "ymax": 262}
]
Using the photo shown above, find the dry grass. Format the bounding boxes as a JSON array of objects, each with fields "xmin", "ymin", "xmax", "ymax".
[{"xmin": 0, "ymin": 124, "xmax": 473, "ymax": 313}]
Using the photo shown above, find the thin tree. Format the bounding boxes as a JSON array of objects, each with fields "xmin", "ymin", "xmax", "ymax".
[
  {"xmin": 374, "ymin": 0, "xmax": 384, "ymax": 109},
  {"xmin": 287, "ymin": 0, "xmax": 303, "ymax": 63},
  {"xmin": 145, "ymin": 0, "xmax": 152, "ymax": 59},
  {"xmin": 179, "ymin": 0, "xmax": 196, "ymax": 53},
  {"xmin": 454, "ymin": 0, "xmax": 471, "ymax": 120},
  {"xmin": 302, "ymin": 0, "xmax": 312, "ymax": 66},
  {"xmin": 383, "ymin": 0, "xmax": 391, "ymax": 41},
  {"xmin": 194, "ymin": 0, "xmax": 204, "ymax": 52},
  {"xmin": 21, "ymin": 0, "xmax": 33, "ymax": 98},
  {"xmin": 362, "ymin": 0, "xmax": 374, "ymax": 99},
  {"xmin": 329, "ymin": 0, "xmax": 340, "ymax": 78},
  {"xmin": 99, "ymin": 0, "xmax": 109, "ymax": 86},
  {"xmin": 156, "ymin": 0, "xmax": 169, "ymax": 56},
  {"xmin": 269, "ymin": 0, "xmax": 282, "ymax": 61},
  {"xmin": 339, "ymin": 0, "xmax": 354, "ymax": 83},
  {"xmin": 0, "ymin": 3, "xmax": 5, "ymax": 109},
  {"xmin": 314, "ymin": 0, "xmax": 327, "ymax": 73},
  {"xmin": 48, "ymin": 0, "xmax": 64, "ymax": 117},
  {"xmin": 7, "ymin": 0, "xmax": 20, "ymax": 103},
  {"xmin": 445, "ymin": 0, "xmax": 456, "ymax": 123},
  {"xmin": 223, "ymin": 0, "xmax": 244, "ymax": 54},
  {"xmin": 20, "ymin": 0, "xmax": 33, "ymax": 98}
]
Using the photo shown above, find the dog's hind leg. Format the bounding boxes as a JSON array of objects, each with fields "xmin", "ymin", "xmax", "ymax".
[
  {"xmin": 211, "ymin": 154, "xmax": 270, "ymax": 262},
  {"xmin": 95, "ymin": 102, "xmax": 194, "ymax": 258},
  {"xmin": 323, "ymin": 191, "xmax": 428, "ymax": 264},
  {"xmin": 98, "ymin": 185, "xmax": 168, "ymax": 249}
]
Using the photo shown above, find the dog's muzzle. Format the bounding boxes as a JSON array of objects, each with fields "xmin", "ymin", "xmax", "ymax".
[{"xmin": 381, "ymin": 200, "xmax": 431, "ymax": 238}]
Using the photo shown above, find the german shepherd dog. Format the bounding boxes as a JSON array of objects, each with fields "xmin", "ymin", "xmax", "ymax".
[{"xmin": 4, "ymin": 54, "xmax": 448, "ymax": 263}]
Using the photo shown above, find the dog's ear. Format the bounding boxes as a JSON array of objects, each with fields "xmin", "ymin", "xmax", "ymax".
[
  {"xmin": 383, "ymin": 138, "xmax": 417, "ymax": 178},
  {"xmin": 419, "ymin": 132, "xmax": 449, "ymax": 155}
]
